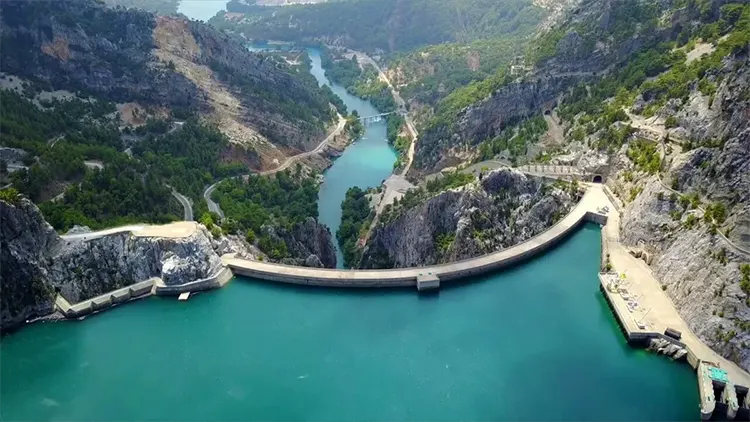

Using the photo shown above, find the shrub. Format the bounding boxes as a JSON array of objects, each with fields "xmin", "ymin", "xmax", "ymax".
[
  {"xmin": 664, "ymin": 115, "xmax": 678, "ymax": 128},
  {"xmin": 0, "ymin": 187, "xmax": 21, "ymax": 204}
]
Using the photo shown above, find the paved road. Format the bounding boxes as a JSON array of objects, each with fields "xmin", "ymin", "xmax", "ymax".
[
  {"xmin": 259, "ymin": 114, "xmax": 345, "ymax": 176},
  {"xmin": 202, "ymin": 114, "xmax": 346, "ymax": 219},
  {"xmin": 348, "ymin": 49, "xmax": 418, "ymax": 174},
  {"xmin": 423, "ymin": 160, "xmax": 510, "ymax": 184},
  {"xmin": 167, "ymin": 184, "xmax": 193, "ymax": 221},
  {"xmin": 602, "ymin": 185, "xmax": 750, "ymax": 388},
  {"xmin": 625, "ymin": 110, "xmax": 686, "ymax": 145},
  {"xmin": 60, "ymin": 221, "xmax": 198, "ymax": 242},
  {"xmin": 61, "ymin": 225, "xmax": 146, "ymax": 241},
  {"xmin": 358, "ymin": 174, "xmax": 416, "ymax": 254},
  {"xmin": 203, "ymin": 181, "xmax": 224, "ymax": 219},
  {"xmin": 345, "ymin": 50, "xmax": 422, "ymax": 240}
]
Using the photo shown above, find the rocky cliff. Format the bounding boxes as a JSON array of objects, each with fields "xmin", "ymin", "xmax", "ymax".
[
  {"xmin": 620, "ymin": 178, "xmax": 750, "ymax": 370},
  {"xmin": 612, "ymin": 49, "xmax": 750, "ymax": 370},
  {"xmin": 361, "ymin": 169, "xmax": 578, "ymax": 268},
  {"xmin": 0, "ymin": 195, "xmax": 224, "ymax": 332},
  {"xmin": 415, "ymin": 74, "xmax": 589, "ymax": 171},
  {"xmin": 260, "ymin": 217, "xmax": 337, "ymax": 268},
  {"xmin": 0, "ymin": 0, "xmax": 335, "ymax": 165},
  {"xmin": 413, "ymin": 0, "xmax": 684, "ymax": 173},
  {"xmin": 1, "ymin": 196, "xmax": 60, "ymax": 332}
]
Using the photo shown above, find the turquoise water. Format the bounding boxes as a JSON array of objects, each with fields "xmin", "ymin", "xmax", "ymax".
[
  {"xmin": 306, "ymin": 48, "xmax": 398, "ymax": 268},
  {"xmin": 0, "ymin": 225, "xmax": 699, "ymax": 420},
  {"xmin": 177, "ymin": 0, "xmax": 225, "ymax": 22},
  {"xmin": 248, "ymin": 45, "xmax": 397, "ymax": 268}
]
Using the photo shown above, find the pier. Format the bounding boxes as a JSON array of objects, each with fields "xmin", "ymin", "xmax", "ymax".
[{"xmin": 598, "ymin": 192, "xmax": 750, "ymax": 419}]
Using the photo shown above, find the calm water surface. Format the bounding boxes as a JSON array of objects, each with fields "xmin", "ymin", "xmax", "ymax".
[
  {"xmin": 0, "ymin": 225, "xmax": 698, "ymax": 420},
  {"xmin": 306, "ymin": 48, "xmax": 398, "ymax": 268},
  {"xmin": 177, "ymin": 0, "xmax": 225, "ymax": 21},
  {"xmin": 249, "ymin": 45, "xmax": 398, "ymax": 267}
]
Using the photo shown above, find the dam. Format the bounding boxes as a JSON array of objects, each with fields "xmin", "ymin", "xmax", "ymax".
[
  {"xmin": 224, "ymin": 185, "xmax": 609, "ymax": 288},
  {"xmin": 39, "ymin": 182, "xmax": 750, "ymax": 420},
  {"xmin": 0, "ymin": 223, "xmax": 701, "ymax": 421}
]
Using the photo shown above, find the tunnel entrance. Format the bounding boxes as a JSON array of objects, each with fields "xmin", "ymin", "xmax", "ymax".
[
  {"xmin": 592, "ymin": 174, "xmax": 603, "ymax": 183},
  {"xmin": 544, "ymin": 109, "xmax": 551, "ymax": 116}
]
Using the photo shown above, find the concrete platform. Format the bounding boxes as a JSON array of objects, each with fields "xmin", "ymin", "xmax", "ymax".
[{"xmin": 417, "ymin": 273, "xmax": 440, "ymax": 291}]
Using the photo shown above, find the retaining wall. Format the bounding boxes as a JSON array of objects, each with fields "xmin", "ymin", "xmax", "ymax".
[
  {"xmin": 603, "ymin": 185, "xmax": 622, "ymax": 213},
  {"xmin": 154, "ymin": 267, "xmax": 233, "ymax": 295},
  {"xmin": 229, "ymin": 201, "xmax": 608, "ymax": 288},
  {"xmin": 56, "ymin": 278, "xmax": 158, "ymax": 318}
]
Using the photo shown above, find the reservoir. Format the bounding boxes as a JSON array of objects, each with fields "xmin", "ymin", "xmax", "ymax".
[
  {"xmin": 0, "ymin": 225, "xmax": 698, "ymax": 420},
  {"xmin": 177, "ymin": 0, "xmax": 225, "ymax": 22},
  {"xmin": 0, "ymin": 44, "xmax": 698, "ymax": 421}
]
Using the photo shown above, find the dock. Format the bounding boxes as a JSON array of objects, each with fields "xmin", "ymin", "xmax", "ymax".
[{"xmin": 600, "ymin": 271, "xmax": 749, "ymax": 420}]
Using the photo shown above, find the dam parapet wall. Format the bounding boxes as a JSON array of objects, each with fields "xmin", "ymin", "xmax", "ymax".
[{"xmin": 227, "ymin": 189, "xmax": 610, "ymax": 288}]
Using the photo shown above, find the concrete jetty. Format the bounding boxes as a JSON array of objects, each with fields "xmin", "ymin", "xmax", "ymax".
[
  {"xmin": 53, "ymin": 267, "xmax": 233, "ymax": 318},
  {"xmin": 45, "ymin": 182, "xmax": 750, "ymax": 420},
  {"xmin": 55, "ymin": 278, "xmax": 158, "ymax": 318}
]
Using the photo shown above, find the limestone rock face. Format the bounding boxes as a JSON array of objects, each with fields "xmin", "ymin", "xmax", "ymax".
[
  {"xmin": 0, "ymin": 0, "xmax": 333, "ymax": 154},
  {"xmin": 415, "ymin": 74, "xmax": 589, "ymax": 171},
  {"xmin": 0, "ymin": 198, "xmax": 61, "ymax": 332},
  {"xmin": 0, "ymin": 197, "xmax": 223, "ymax": 332},
  {"xmin": 260, "ymin": 217, "xmax": 337, "ymax": 268},
  {"xmin": 361, "ymin": 169, "xmax": 577, "ymax": 268},
  {"xmin": 621, "ymin": 179, "xmax": 750, "ymax": 371},
  {"xmin": 46, "ymin": 226, "xmax": 223, "ymax": 303}
]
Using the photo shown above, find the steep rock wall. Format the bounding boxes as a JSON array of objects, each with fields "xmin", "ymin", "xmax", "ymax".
[
  {"xmin": 0, "ymin": 197, "xmax": 224, "ymax": 332},
  {"xmin": 361, "ymin": 169, "xmax": 577, "ymax": 268}
]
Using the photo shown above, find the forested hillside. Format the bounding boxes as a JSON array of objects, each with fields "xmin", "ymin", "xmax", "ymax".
[
  {"xmin": 0, "ymin": 0, "xmax": 338, "ymax": 234},
  {"xmin": 400, "ymin": 0, "xmax": 750, "ymax": 370},
  {"xmin": 0, "ymin": 0, "xmax": 337, "ymax": 161},
  {"xmin": 213, "ymin": 0, "xmax": 545, "ymax": 53},
  {"xmin": 102, "ymin": 0, "xmax": 179, "ymax": 15}
]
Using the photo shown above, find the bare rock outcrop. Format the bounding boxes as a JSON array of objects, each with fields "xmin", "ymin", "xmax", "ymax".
[
  {"xmin": 361, "ymin": 169, "xmax": 578, "ymax": 268},
  {"xmin": 620, "ymin": 178, "xmax": 750, "ymax": 371},
  {"xmin": 0, "ymin": 196, "xmax": 223, "ymax": 332}
]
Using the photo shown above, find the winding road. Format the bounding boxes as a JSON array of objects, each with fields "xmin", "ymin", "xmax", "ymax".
[
  {"xmin": 348, "ymin": 49, "xmax": 418, "ymax": 173},
  {"xmin": 203, "ymin": 114, "xmax": 346, "ymax": 219},
  {"xmin": 167, "ymin": 184, "xmax": 193, "ymax": 221}
]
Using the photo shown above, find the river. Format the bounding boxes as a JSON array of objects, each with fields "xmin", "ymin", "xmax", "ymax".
[
  {"xmin": 248, "ymin": 45, "xmax": 398, "ymax": 268},
  {"xmin": 307, "ymin": 48, "xmax": 398, "ymax": 268}
]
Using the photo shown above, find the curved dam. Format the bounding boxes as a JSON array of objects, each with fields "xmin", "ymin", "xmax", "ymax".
[{"xmin": 225, "ymin": 185, "xmax": 611, "ymax": 289}]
